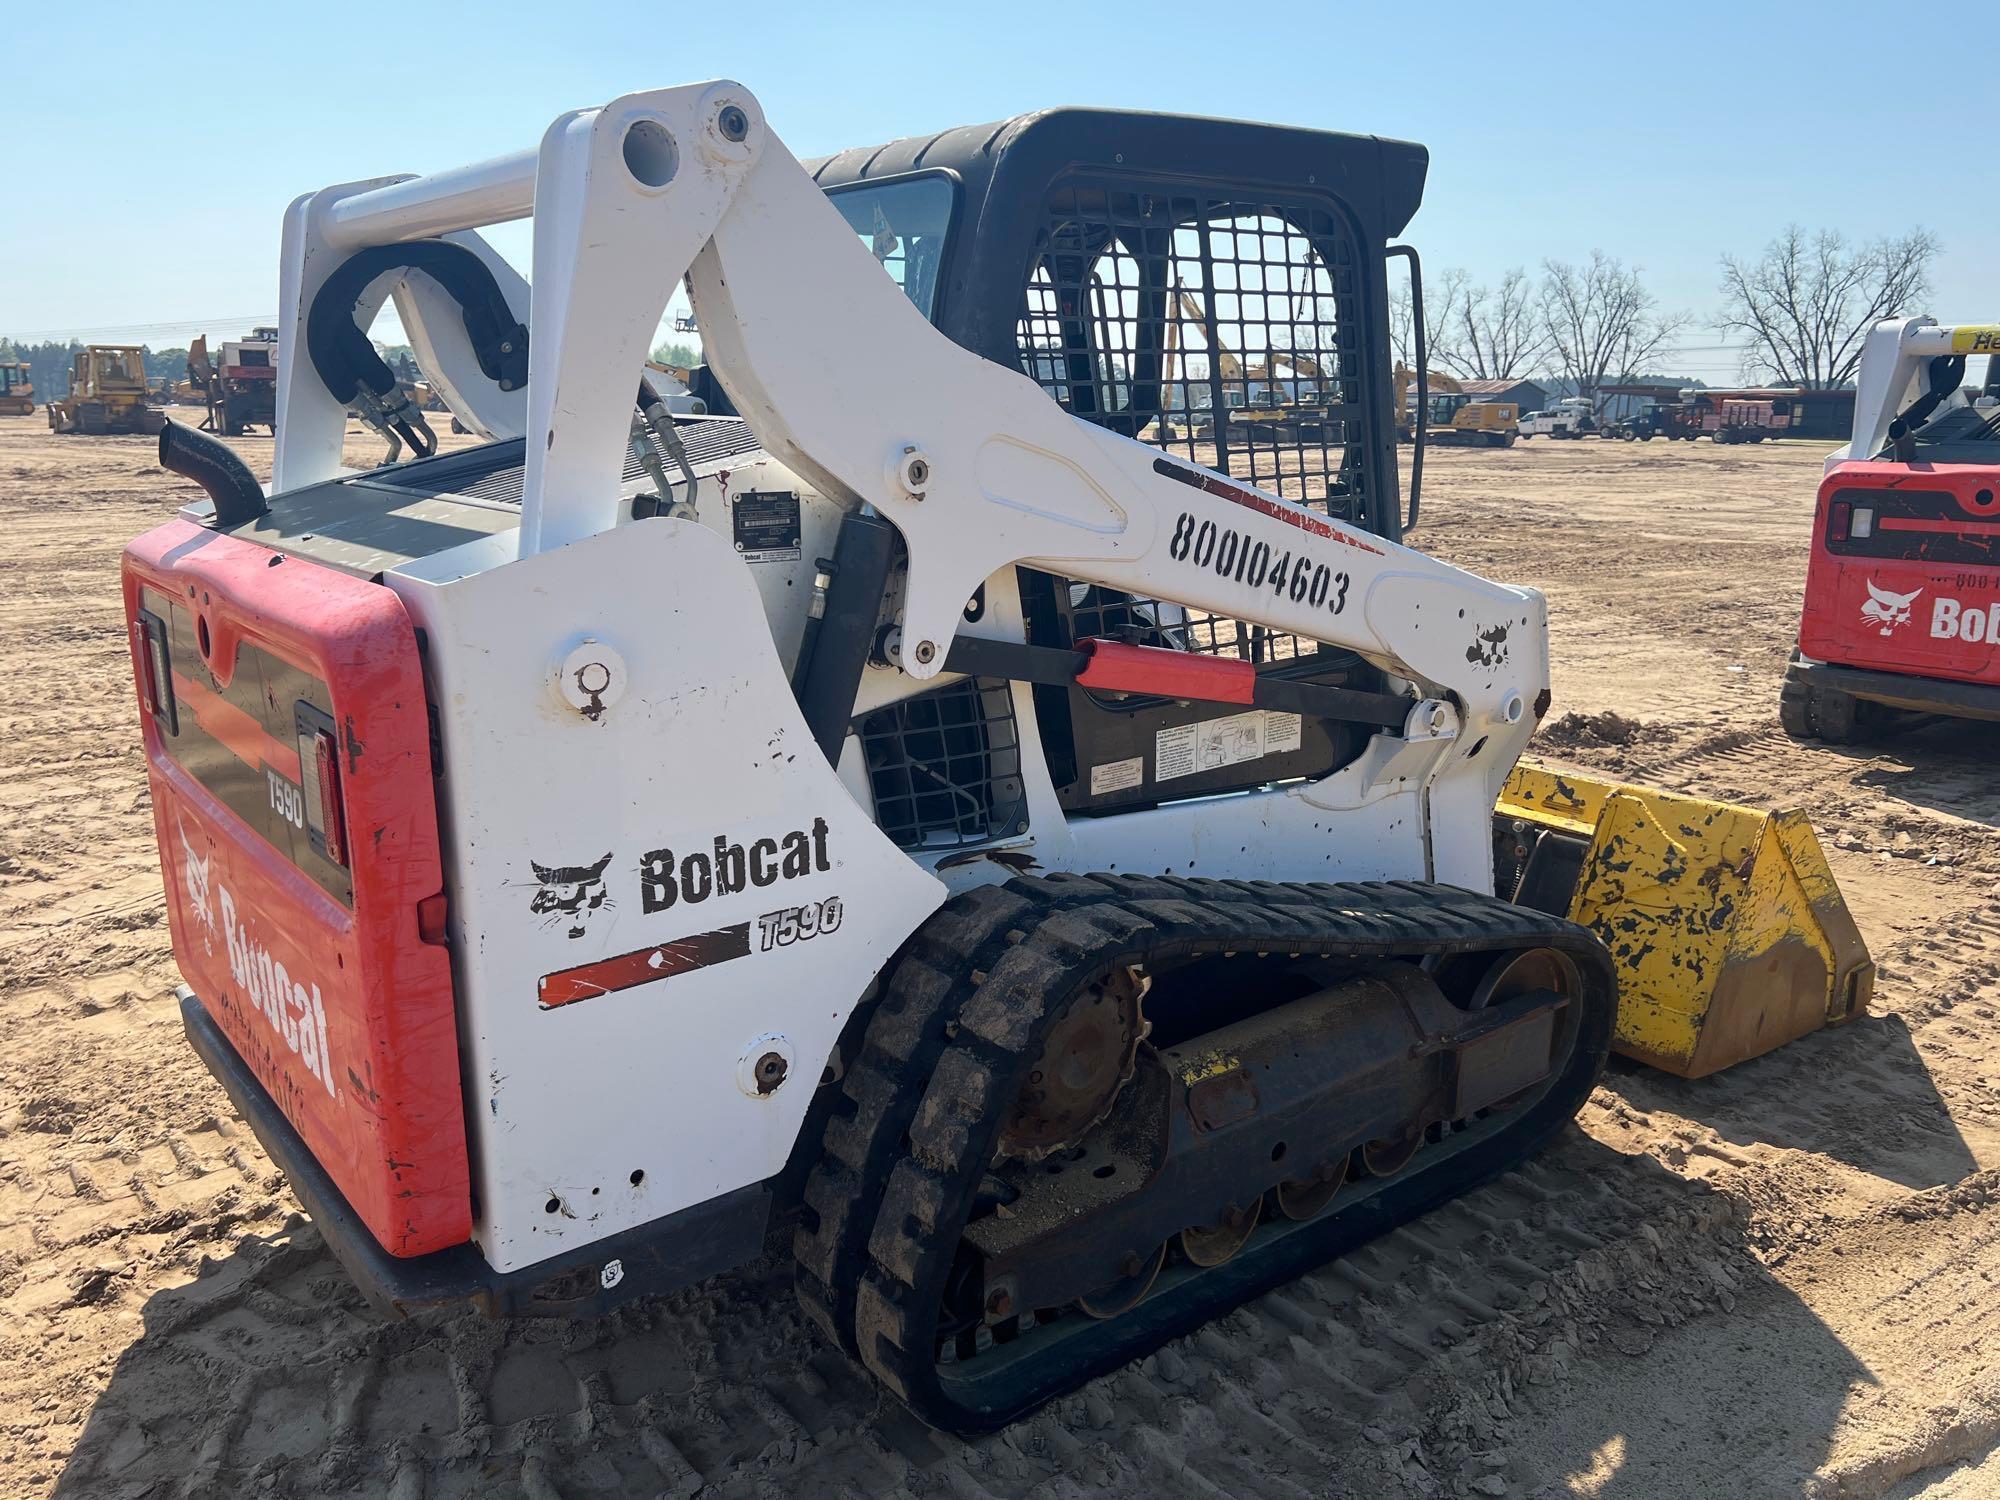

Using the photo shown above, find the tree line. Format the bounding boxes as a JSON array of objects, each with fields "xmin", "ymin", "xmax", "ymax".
[
  {"xmin": 7, "ymin": 229, "xmax": 1938, "ymax": 413},
  {"xmin": 1393, "ymin": 225, "xmax": 1939, "ymax": 402}
]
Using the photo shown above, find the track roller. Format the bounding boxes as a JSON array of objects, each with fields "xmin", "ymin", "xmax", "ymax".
[
  {"xmin": 1179, "ymin": 1206, "xmax": 1258, "ymax": 1267},
  {"xmin": 1076, "ymin": 1243, "xmax": 1165, "ymax": 1318},
  {"xmin": 1360, "ymin": 1131, "xmax": 1422, "ymax": 1177},
  {"xmin": 1274, "ymin": 1154, "xmax": 1349, "ymax": 1220}
]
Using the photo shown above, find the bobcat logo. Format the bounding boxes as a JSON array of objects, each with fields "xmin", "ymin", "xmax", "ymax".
[
  {"xmin": 178, "ymin": 821, "xmax": 216, "ymax": 948},
  {"xmin": 529, "ymin": 853, "xmax": 614, "ymax": 940},
  {"xmin": 1861, "ymin": 579, "xmax": 1922, "ymax": 637}
]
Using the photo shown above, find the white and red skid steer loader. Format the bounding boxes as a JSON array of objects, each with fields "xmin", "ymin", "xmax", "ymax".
[{"xmin": 123, "ymin": 82, "xmax": 1867, "ymax": 1433}]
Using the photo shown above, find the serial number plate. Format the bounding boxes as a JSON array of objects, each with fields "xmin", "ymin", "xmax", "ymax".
[{"xmin": 733, "ymin": 492, "xmax": 802, "ymax": 563}]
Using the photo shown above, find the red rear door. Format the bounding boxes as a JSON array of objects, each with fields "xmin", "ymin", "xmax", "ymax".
[
  {"xmin": 124, "ymin": 519, "xmax": 470, "ymax": 1257},
  {"xmin": 1800, "ymin": 461, "xmax": 2000, "ymax": 685}
]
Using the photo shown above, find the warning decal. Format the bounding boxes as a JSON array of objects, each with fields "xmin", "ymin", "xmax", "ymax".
[
  {"xmin": 1089, "ymin": 756, "xmax": 1145, "ymax": 796},
  {"xmin": 1155, "ymin": 711, "xmax": 1302, "ymax": 782}
]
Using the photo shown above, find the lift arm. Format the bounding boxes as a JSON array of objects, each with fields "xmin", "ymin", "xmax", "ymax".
[{"xmin": 274, "ymin": 81, "xmax": 1549, "ymax": 825}]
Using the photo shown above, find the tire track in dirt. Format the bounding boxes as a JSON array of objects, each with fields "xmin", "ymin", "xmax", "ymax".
[
  {"xmin": 56, "ymin": 1136, "xmax": 1729, "ymax": 1499},
  {"xmin": 6, "ymin": 425, "xmax": 1999, "ymax": 1498}
]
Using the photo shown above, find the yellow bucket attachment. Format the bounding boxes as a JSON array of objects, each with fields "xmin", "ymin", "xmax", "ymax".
[{"xmin": 1494, "ymin": 763, "xmax": 1874, "ymax": 1078}]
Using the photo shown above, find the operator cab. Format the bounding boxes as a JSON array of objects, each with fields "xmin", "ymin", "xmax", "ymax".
[
  {"xmin": 691, "ymin": 108, "xmax": 1424, "ymax": 546},
  {"xmin": 788, "ymin": 110, "xmax": 1428, "ymax": 823}
]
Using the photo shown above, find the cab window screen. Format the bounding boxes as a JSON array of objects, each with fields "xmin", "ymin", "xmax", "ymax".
[
  {"xmin": 1015, "ymin": 177, "xmax": 1369, "ymax": 664},
  {"xmin": 1016, "ymin": 180, "xmax": 1365, "ymax": 521}
]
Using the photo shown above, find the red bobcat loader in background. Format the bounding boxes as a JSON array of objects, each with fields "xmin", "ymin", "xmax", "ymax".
[{"xmin": 1783, "ymin": 320, "xmax": 2000, "ymax": 741}]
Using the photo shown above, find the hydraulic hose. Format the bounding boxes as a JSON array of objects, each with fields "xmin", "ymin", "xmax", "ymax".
[
  {"xmin": 159, "ymin": 419, "xmax": 267, "ymax": 528},
  {"xmin": 306, "ymin": 239, "xmax": 527, "ymax": 409},
  {"xmin": 306, "ymin": 239, "xmax": 529, "ymax": 459}
]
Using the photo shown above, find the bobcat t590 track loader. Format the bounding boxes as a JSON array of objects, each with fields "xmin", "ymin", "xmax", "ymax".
[{"xmin": 124, "ymin": 83, "xmax": 1870, "ymax": 1432}]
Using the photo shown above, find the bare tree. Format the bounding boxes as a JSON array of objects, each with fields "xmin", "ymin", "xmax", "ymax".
[
  {"xmin": 1440, "ymin": 268, "xmax": 1547, "ymax": 380},
  {"xmin": 1537, "ymin": 253, "xmax": 1689, "ymax": 404},
  {"xmin": 1388, "ymin": 266, "xmax": 1468, "ymax": 373},
  {"xmin": 1388, "ymin": 279, "xmax": 1414, "ymax": 368},
  {"xmin": 1718, "ymin": 225, "xmax": 1939, "ymax": 387}
]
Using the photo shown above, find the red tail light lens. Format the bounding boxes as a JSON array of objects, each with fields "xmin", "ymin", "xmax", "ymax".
[
  {"xmin": 313, "ymin": 731, "xmax": 347, "ymax": 867},
  {"xmin": 1829, "ymin": 501, "xmax": 1851, "ymax": 542},
  {"xmin": 135, "ymin": 610, "xmax": 178, "ymax": 734},
  {"xmin": 296, "ymin": 705, "xmax": 348, "ymax": 869}
]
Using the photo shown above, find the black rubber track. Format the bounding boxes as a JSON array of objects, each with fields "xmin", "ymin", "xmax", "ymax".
[{"xmin": 794, "ymin": 873, "xmax": 1617, "ymax": 1434}]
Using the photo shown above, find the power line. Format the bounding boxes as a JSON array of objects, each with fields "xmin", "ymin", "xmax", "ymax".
[{"xmin": 0, "ymin": 314, "xmax": 279, "ymax": 342}]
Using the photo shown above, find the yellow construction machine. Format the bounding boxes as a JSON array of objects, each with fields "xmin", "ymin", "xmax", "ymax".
[
  {"xmin": 172, "ymin": 335, "xmax": 217, "ymax": 409},
  {"xmin": 0, "ymin": 361, "xmax": 34, "ymax": 416},
  {"xmin": 1395, "ymin": 364, "xmax": 1518, "ymax": 447},
  {"xmin": 47, "ymin": 345, "xmax": 158, "ymax": 435},
  {"xmin": 1150, "ymin": 289, "xmax": 1342, "ymax": 441}
]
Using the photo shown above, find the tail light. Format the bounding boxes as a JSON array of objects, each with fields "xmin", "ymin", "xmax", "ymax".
[
  {"xmin": 295, "ymin": 703, "xmax": 348, "ymax": 868},
  {"xmin": 1829, "ymin": 501, "xmax": 1851, "ymax": 543},
  {"xmin": 135, "ymin": 610, "xmax": 178, "ymax": 734}
]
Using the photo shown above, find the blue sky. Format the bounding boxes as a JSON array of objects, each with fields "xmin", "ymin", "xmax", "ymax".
[{"xmin": 6, "ymin": 2, "xmax": 1989, "ymax": 383}]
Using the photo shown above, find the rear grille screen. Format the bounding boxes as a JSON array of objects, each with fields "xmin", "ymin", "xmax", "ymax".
[{"xmin": 856, "ymin": 678, "xmax": 1026, "ymax": 851}]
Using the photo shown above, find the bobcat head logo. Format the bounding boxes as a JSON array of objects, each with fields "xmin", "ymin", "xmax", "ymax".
[
  {"xmin": 178, "ymin": 821, "xmax": 216, "ymax": 950},
  {"xmin": 1860, "ymin": 579, "xmax": 1922, "ymax": 637},
  {"xmin": 529, "ymin": 853, "xmax": 614, "ymax": 940}
]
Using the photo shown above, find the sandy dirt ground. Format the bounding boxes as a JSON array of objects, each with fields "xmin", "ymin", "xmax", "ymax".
[{"xmin": 4, "ymin": 412, "xmax": 1999, "ymax": 1498}]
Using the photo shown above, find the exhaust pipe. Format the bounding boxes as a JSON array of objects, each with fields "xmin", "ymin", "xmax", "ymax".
[{"xmin": 159, "ymin": 419, "xmax": 268, "ymax": 528}]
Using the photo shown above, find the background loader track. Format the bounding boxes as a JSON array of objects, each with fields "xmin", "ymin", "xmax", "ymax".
[{"xmin": 795, "ymin": 873, "xmax": 1618, "ymax": 1433}]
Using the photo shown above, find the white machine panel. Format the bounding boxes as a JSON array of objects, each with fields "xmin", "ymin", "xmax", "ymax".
[{"xmin": 386, "ymin": 518, "xmax": 943, "ymax": 1272}]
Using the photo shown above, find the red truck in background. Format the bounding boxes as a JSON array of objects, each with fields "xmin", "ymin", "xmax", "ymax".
[
  {"xmin": 1783, "ymin": 320, "xmax": 2000, "ymax": 741},
  {"xmin": 1695, "ymin": 395, "xmax": 1792, "ymax": 444}
]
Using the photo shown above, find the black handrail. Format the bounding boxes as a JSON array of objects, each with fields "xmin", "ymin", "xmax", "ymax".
[{"xmin": 1386, "ymin": 243, "xmax": 1425, "ymax": 536}]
